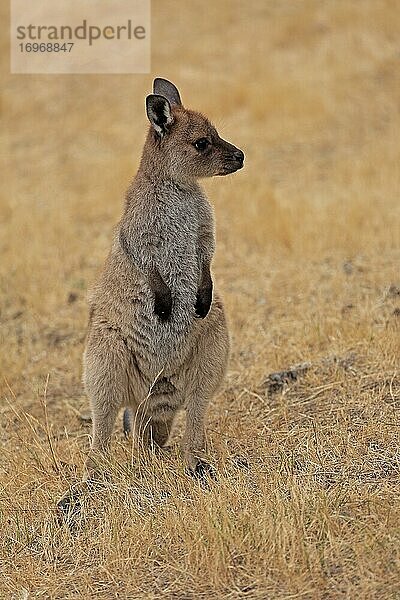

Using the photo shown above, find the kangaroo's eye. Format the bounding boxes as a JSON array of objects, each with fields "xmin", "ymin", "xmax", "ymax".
[{"xmin": 193, "ymin": 137, "xmax": 210, "ymax": 151}]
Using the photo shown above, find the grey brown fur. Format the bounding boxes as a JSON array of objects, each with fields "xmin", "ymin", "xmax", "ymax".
[{"xmin": 83, "ymin": 78, "xmax": 244, "ymax": 477}]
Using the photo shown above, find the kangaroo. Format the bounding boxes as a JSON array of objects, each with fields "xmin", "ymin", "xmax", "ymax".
[{"xmin": 83, "ymin": 78, "xmax": 244, "ymax": 479}]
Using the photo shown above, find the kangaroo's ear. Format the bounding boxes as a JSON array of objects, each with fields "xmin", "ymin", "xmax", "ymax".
[
  {"xmin": 146, "ymin": 94, "xmax": 173, "ymax": 137},
  {"xmin": 153, "ymin": 78, "xmax": 182, "ymax": 106}
]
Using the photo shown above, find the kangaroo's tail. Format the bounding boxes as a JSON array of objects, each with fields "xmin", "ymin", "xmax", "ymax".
[{"xmin": 123, "ymin": 408, "xmax": 132, "ymax": 437}]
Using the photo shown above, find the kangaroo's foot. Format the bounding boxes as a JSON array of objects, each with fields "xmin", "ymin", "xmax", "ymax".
[{"xmin": 186, "ymin": 458, "xmax": 217, "ymax": 480}]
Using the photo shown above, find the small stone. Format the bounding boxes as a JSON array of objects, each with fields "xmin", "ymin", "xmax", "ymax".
[
  {"xmin": 67, "ymin": 292, "xmax": 78, "ymax": 304},
  {"xmin": 263, "ymin": 362, "xmax": 311, "ymax": 394},
  {"xmin": 343, "ymin": 261, "xmax": 353, "ymax": 275},
  {"xmin": 79, "ymin": 411, "xmax": 92, "ymax": 423},
  {"xmin": 388, "ymin": 284, "xmax": 400, "ymax": 298}
]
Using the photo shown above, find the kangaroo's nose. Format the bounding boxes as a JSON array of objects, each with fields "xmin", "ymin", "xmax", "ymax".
[{"xmin": 233, "ymin": 149, "xmax": 244, "ymax": 163}]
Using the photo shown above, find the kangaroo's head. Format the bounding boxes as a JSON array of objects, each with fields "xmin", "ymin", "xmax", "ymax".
[{"xmin": 144, "ymin": 78, "xmax": 244, "ymax": 181}]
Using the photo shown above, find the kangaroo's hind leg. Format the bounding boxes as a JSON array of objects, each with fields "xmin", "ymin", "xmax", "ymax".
[
  {"xmin": 83, "ymin": 327, "xmax": 130, "ymax": 479},
  {"xmin": 182, "ymin": 296, "xmax": 229, "ymax": 476}
]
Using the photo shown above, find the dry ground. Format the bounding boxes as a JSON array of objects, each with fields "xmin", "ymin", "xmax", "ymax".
[{"xmin": 1, "ymin": 1, "xmax": 400, "ymax": 598}]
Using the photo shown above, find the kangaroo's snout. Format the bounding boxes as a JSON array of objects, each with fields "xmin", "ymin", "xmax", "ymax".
[
  {"xmin": 227, "ymin": 146, "xmax": 245, "ymax": 172},
  {"xmin": 218, "ymin": 140, "xmax": 245, "ymax": 175},
  {"xmin": 233, "ymin": 149, "xmax": 245, "ymax": 163}
]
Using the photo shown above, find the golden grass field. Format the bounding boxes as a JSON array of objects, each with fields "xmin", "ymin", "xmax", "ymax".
[{"xmin": 1, "ymin": 0, "xmax": 400, "ymax": 597}]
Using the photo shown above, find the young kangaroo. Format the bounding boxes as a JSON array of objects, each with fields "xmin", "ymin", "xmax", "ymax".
[{"xmin": 83, "ymin": 78, "xmax": 244, "ymax": 478}]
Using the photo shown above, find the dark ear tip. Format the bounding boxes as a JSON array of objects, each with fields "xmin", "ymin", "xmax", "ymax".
[
  {"xmin": 153, "ymin": 76, "xmax": 171, "ymax": 86},
  {"xmin": 152, "ymin": 78, "xmax": 182, "ymax": 106}
]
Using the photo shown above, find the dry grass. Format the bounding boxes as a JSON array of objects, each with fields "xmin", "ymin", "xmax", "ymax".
[{"xmin": 1, "ymin": 0, "xmax": 400, "ymax": 598}]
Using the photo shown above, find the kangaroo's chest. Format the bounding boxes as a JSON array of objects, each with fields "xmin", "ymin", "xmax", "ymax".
[
  {"xmin": 157, "ymin": 189, "xmax": 204, "ymax": 285},
  {"xmin": 162, "ymin": 200, "xmax": 198, "ymax": 251}
]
